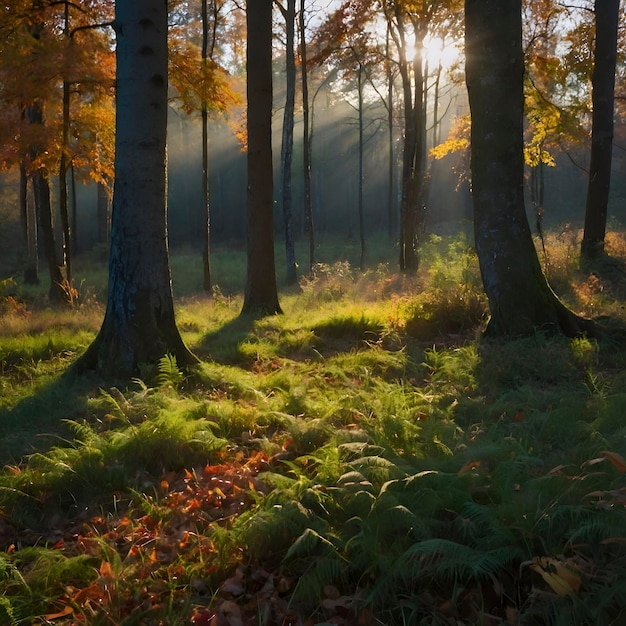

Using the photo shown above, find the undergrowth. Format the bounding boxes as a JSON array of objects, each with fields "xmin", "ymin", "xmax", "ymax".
[{"xmin": 0, "ymin": 231, "xmax": 625, "ymax": 624}]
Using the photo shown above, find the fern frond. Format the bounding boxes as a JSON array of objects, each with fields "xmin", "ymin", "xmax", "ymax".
[
  {"xmin": 346, "ymin": 455, "xmax": 406, "ymax": 484},
  {"xmin": 156, "ymin": 354, "xmax": 184, "ymax": 389},
  {"xmin": 62, "ymin": 419, "xmax": 98, "ymax": 445}
]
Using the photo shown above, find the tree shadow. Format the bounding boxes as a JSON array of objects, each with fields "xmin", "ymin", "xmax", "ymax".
[
  {"xmin": 0, "ymin": 369, "xmax": 99, "ymax": 465},
  {"xmin": 581, "ymin": 253, "xmax": 626, "ymax": 296},
  {"xmin": 194, "ymin": 313, "xmax": 258, "ymax": 364}
]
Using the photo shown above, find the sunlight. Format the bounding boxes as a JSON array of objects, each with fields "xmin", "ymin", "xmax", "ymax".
[{"xmin": 422, "ymin": 35, "xmax": 462, "ymax": 72}]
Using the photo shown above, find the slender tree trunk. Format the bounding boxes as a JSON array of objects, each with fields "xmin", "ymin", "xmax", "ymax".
[
  {"xmin": 97, "ymin": 179, "xmax": 111, "ymax": 245},
  {"xmin": 59, "ymin": 77, "xmax": 73, "ymax": 285},
  {"xmin": 300, "ymin": 0, "xmax": 314, "ymax": 274},
  {"xmin": 581, "ymin": 0, "xmax": 620, "ymax": 261},
  {"xmin": 280, "ymin": 0, "xmax": 298, "ymax": 285},
  {"xmin": 201, "ymin": 0, "xmax": 212, "ymax": 292},
  {"xmin": 70, "ymin": 163, "xmax": 77, "ymax": 254},
  {"xmin": 20, "ymin": 161, "xmax": 39, "ymax": 284},
  {"xmin": 59, "ymin": 2, "xmax": 73, "ymax": 286},
  {"xmin": 396, "ymin": 14, "xmax": 425, "ymax": 272},
  {"xmin": 26, "ymin": 101, "xmax": 67, "ymax": 303},
  {"xmin": 466, "ymin": 0, "xmax": 592, "ymax": 337},
  {"xmin": 76, "ymin": 0, "xmax": 196, "ymax": 378},
  {"xmin": 357, "ymin": 63, "xmax": 366, "ymax": 270},
  {"xmin": 386, "ymin": 25, "xmax": 395, "ymax": 240},
  {"xmin": 241, "ymin": 0, "xmax": 282, "ymax": 316}
]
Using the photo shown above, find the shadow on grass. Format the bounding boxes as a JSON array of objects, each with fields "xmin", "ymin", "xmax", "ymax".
[
  {"xmin": 195, "ymin": 313, "xmax": 258, "ymax": 364},
  {"xmin": 0, "ymin": 369, "xmax": 98, "ymax": 465}
]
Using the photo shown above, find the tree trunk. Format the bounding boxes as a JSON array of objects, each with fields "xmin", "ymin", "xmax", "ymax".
[
  {"xmin": 25, "ymin": 100, "xmax": 67, "ymax": 303},
  {"xmin": 300, "ymin": 0, "xmax": 315, "ymax": 275},
  {"xmin": 581, "ymin": 0, "xmax": 620, "ymax": 261},
  {"xmin": 241, "ymin": 0, "xmax": 282, "ymax": 316},
  {"xmin": 465, "ymin": 0, "xmax": 592, "ymax": 337},
  {"xmin": 97, "ymin": 179, "xmax": 111, "ymax": 245},
  {"xmin": 201, "ymin": 0, "xmax": 212, "ymax": 292},
  {"xmin": 59, "ymin": 2, "xmax": 73, "ymax": 286},
  {"xmin": 357, "ymin": 63, "xmax": 366, "ymax": 271},
  {"xmin": 280, "ymin": 0, "xmax": 298, "ymax": 285},
  {"xmin": 386, "ymin": 24, "xmax": 395, "ymax": 241},
  {"xmin": 76, "ymin": 0, "xmax": 196, "ymax": 378},
  {"xmin": 59, "ymin": 77, "xmax": 73, "ymax": 286},
  {"xmin": 395, "ymin": 13, "xmax": 425, "ymax": 272},
  {"xmin": 20, "ymin": 161, "xmax": 39, "ymax": 285}
]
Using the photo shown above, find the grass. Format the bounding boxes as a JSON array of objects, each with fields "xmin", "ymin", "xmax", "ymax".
[{"xmin": 0, "ymin": 230, "xmax": 626, "ymax": 624}]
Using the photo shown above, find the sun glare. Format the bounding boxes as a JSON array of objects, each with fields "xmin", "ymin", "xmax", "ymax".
[{"xmin": 422, "ymin": 35, "xmax": 463, "ymax": 72}]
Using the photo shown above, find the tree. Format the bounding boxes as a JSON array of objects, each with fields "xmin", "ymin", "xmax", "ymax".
[
  {"xmin": 300, "ymin": 0, "xmax": 315, "ymax": 275},
  {"xmin": 581, "ymin": 0, "xmax": 620, "ymax": 261},
  {"xmin": 240, "ymin": 0, "xmax": 282, "ymax": 316},
  {"xmin": 76, "ymin": 0, "xmax": 197, "ymax": 378},
  {"xmin": 465, "ymin": 0, "xmax": 592, "ymax": 337},
  {"xmin": 278, "ymin": 0, "xmax": 299, "ymax": 286},
  {"xmin": 168, "ymin": 0, "xmax": 240, "ymax": 292},
  {"xmin": 0, "ymin": 0, "xmax": 115, "ymax": 301},
  {"xmin": 381, "ymin": 0, "xmax": 463, "ymax": 272}
]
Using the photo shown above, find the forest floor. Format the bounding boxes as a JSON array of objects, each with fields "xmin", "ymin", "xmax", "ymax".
[{"xmin": 1, "ymin": 231, "xmax": 626, "ymax": 625}]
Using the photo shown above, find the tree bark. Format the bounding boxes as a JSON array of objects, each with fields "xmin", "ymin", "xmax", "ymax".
[
  {"xmin": 465, "ymin": 0, "xmax": 592, "ymax": 337},
  {"xmin": 76, "ymin": 0, "xmax": 196, "ymax": 378},
  {"xmin": 241, "ymin": 0, "xmax": 282, "ymax": 316},
  {"xmin": 581, "ymin": 0, "xmax": 620, "ymax": 261}
]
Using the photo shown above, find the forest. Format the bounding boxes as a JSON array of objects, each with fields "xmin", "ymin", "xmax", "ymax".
[{"xmin": 0, "ymin": 0, "xmax": 626, "ymax": 624}]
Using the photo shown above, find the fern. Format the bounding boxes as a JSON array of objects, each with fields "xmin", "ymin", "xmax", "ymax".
[{"xmin": 156, "ymin": 353, "xmax": 184, "ymax": 389}]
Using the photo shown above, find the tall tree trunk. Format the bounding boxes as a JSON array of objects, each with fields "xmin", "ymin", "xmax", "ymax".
[
  {"xmin": 581, "ymin": 0, "xmax": 620, "ymax": 261},
  {"xmin": 357, "ymin": 63, "xmax": 366, "ymax": 271},
  {"xmin": 59, "ymin": 2, "xmax": 73, "ymax": 286},
  {"xmin": 20, "ymin": 161, "xmax": 39, "ymax": 285},
  {"xmin": 280, "ymin": 0, "xmax": 298, "ymax": 285},
  {"xmin": 300, "ymin": 0, "xmax": 315, "ymax": 274},
  {"xmin": 241, "ymin": 0, "xmax": 282, "ymax": 316},
  {"xmin": 59, "ymin": 77, "xmax": 73, "ymax": 285},
  {"xmin": 396, "ymin": 13, "xmax": 425, "ymax": 272},
  {"xmin": 465, "ymin": 0, "xmax": 592, "ymax": 337},
  {"xmin": 386, "ymin": 24, "xmax": 395, "ymax": 240},
  {"xmin": 70, "ymin": 163, "xmax": 77, "ymax": 254},
  {"xmin": 201, "ymin": 0, "xmax": 212, "ymax": 292},
  {"xmin": 26, "ymin": 101, "xmax": 67, "ymax": 303},
  {"xmin": 76, "ymin": 0, "xmax": 196, "ymax": 378}
]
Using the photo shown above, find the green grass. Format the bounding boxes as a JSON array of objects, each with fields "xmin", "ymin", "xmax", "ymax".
[{"xmin": 0, "ymin": 230, "xmax": 626, "ymax": 624}]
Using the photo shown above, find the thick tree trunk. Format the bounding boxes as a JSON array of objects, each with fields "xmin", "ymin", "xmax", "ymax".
[
  {"xmin": 76, "ymin": 0, "xmax": 196, "ymax": 378},
  {"xmin": 241, "ymin": 0, "xmax": 282, "ymax": 316},
  {"xmin": 465, "ymin": 0, "xmax": 592, "ymax": 337},
  {"xmin": 581, "ymin": 0, "xmax": 620, "ymax": 261},
  {"xmin": 280, "ymin": 0, "xmax": 298, "ymax": 286}
]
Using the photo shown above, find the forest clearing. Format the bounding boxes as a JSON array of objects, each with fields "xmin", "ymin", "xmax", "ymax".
[
  {"xmin": 1, "ymin": 0, "xmax": 626, "ymax": 623},
  {"xmin": 1, "ymin": 232, "xmax": 626, "ymax": 625}
]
